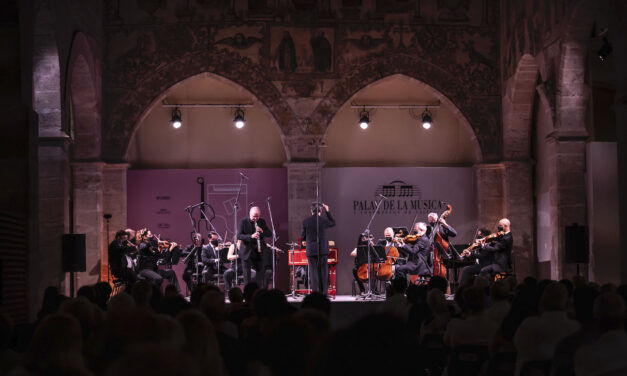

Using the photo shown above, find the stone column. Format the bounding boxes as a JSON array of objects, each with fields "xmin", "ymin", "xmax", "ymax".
[
  {"xmin": 101, "ymin": 163, "xmax": 129, "ymax": 282},
  {"xmin": 503, "ymin": 160, "xmax": 535, "ymax": 279},
  {"xmin": 71, "ymin": 161, "xmax": 104, "ymax": 289},
  {"xmin": 285, "ymin": 162, "xmax": 323, "ymax": 242},
  {"xmin": 35, "ymin": 136, "xmax": 70, "ymax": 300},
  {"xmin": 474, "ymin": 163, "xmax": 505, "ymax": 231},
  {"xmin": 546, "ymin": 135, "xmax": 587, "ymax": 280}
]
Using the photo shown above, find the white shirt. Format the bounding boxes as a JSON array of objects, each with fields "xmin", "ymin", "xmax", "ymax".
[
  {"xmin": 574, "ymin": 330, "xmax": 627, "ymax": 376},
  {"xmin": 513, "ymin": 311, "xmax": 580, "ymax": 375}
]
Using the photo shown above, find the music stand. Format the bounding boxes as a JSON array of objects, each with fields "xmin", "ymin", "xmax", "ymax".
[{"xmin": 355, "ymin": 245, "xmax": 385, "ymax": 265}]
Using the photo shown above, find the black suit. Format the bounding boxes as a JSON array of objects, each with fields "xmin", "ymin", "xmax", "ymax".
[
  {"xmin": 108, "ymin": 240, "xmax": 138, "ymax": 284},
  {"xmin": 301, "ymin": 211, "xmax": 336, "ymax": 293},
  {"xmin": 460, "ymin": 232, "xmax": 513, "ymax": 286},
  {"xmin": 237, "ymin": 218, "xmax": 272, "ymax": 287},
  {"xmin": 395, "ymin": 235, "xmax": 431, "ymax": 279}
]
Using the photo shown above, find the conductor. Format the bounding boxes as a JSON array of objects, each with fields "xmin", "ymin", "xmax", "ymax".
[{"xmin": 302, "ymin": 203, "xmax": 336, "ymax": 294}]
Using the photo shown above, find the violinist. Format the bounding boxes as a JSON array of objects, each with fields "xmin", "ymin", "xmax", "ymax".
[
  {"xmin": 137, "ymin": 229, "xmax": 180, "ymax": 293},
  {"xmin": 394, "ymin": 222, "xmax": 431, "ymax": 280},
  {"xmin": 459, "ymin": 228, "xmax": 493, "ymax": 287},
  {"xmin": 460, "ymin": 218, "xmax": 513, "ymax": 286},
  {"xmin": 108, "ymin": 230, "xmax": 138, "ymax": 284}
]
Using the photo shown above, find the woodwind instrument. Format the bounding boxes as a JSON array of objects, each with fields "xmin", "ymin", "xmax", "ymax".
[{"xmin": 254, "ymin": 220, "xmax": 262, "ymax": 253}]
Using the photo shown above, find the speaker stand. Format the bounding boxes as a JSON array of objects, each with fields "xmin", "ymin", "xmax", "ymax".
[{"xmin": 70, "ymin": 271, "xmax": 75, "ymax": 297}]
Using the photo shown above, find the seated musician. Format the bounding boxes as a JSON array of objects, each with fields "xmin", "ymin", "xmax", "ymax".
[
  {"xmin": 427, "ymin": 212, "xmax": 457, "ymax": 242},
  {"xmin": 108, "ymin": 230, "xmax": 138, "ymax": 284},
  {"xmin": 137, "ymin": 229, "xmax": 180, "ymax": 292},
  {"xmin": 459, "ymin": 228, "xmax": 492, "ymax": 287},
  {"xmin": 394, "ymin": 222, "xmax": 431, "ymax": 280},
  {"xmin": 223, "ymin": 241, "xmax": 256, "ymax": 290},
  {"xmin": 201, "ymin": 232, "xmax": 221, "ymax": 282},
  {"xmin": 350, "ymin": 232, "xmax": 379, "ymax": 295},
  {"xmin": 181, "ymin": 233, "xmax": 204, "ymax": 292},
  {"xmin": 459, "ymin": 218, "xmax": 513, "ymax": 286}
]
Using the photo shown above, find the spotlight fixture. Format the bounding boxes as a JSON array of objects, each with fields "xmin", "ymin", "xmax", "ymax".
[
  {"xmin": 421, "ymin": 109, "xmax": 432, "ymax": 129},
  {"xmin": 233, "ymin": 108, "xmax": 245, "ymax": 128},
  {"xmin": 359, "ymin": 109, "xmax": 370, "ymax": 130},
  {"xmin": 598, "ymin": 37, "xmax": 613, "ymax": 61},
  {"xmin": 170, "ymin": 107, "xmax": 182, "ymax": 129}
]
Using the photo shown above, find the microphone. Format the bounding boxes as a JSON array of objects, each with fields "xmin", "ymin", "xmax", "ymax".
[
  {"xmin": 266, "ymin": 196, "xmax": 271, "ymax": 202},
  {"xmin": 378, "ymin": 193, "xmax": 388, "ymax": 199},
  {"xmin": 239, "ymin": 172, "xmax": 249, "ymax": 180},
  {"xmin": 184, "ymin": 202, "xmax": 205, "ymax": 211},
  {"xmin": 249, "ymin": 202, "xmax": 255, "ymax": 207}
]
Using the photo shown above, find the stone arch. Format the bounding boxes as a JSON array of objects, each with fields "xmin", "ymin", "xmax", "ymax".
[
  {"xmin": 104, "ymin": 51, "xmax": 297, "ymax": 162},
  {"xmin": 33, "ymin": 0, "xmax": 61, "ymax": 135},
  {"xmin": 503, "ymin": 54, "xmax": 539, "ymax": 160},
  {"xmin": 322, "ymin": 73, "xmax": 482, "ymax": 164},
  {"xmin": 68, "ymin": 32, "xmax": 101, "ymax": 160},
  {"xmin": 124, "ymin": 72, "xmax": 286, "ymax": 163},
  {"xmin": 309, "ymin": 54, "xmax": 500, "ymax": 162}
]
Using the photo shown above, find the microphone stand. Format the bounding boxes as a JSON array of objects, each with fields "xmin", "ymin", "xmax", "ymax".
[
  {"xmin": 266, "ymin": 197, "xmax": 277, "ymax": 289},
  {"xmin": 359, "ymin": 195, "xmax": 386, "ymax": 300},
  {"xmin": 232, "ymin": 173, "xmax": 246, "ymax": 287}
]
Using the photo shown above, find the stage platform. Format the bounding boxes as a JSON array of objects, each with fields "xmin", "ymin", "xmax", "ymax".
[{"xmin": 287, "ymin": 294, "xmax": 385, "ymax": 328}]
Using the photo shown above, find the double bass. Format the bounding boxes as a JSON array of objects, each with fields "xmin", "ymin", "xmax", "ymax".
[{"xmin": 430, "ymin": 204, "xmax": 453, "ymax": 278}]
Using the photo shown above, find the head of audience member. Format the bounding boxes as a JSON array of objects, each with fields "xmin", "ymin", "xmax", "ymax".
[
  {"xmin": 427, "ymin": 289, "xmax": 449, "ymax": 316},
  {"xmin": 428, "ymin": 275, "xmax": 449, "ymax": 293},
  {"xmin": 559, "ymin": 278, "xmax": 574, "ymax": 298},
  {"xmin": 200, "ymin": 290, "xmax": 227, "ymax": 323},
  {"xmin": 302, "ymin": 292, "xmax": 331, "ymax": 316},
  {"xmin": 243, "ymin": 282, "xmax": 260, "ymax": 304},
  {"xmin": 572, "ymin": 274, "xmax": 587, "ymax": 290},
  {"xmin": 473, "ymin": 275, "xmax": 490, "ymax": 294},
  {"xmin": 594, "ymin": 292, "xmax": 626, "ymax": 333},
  {"xmin": 76, "ymin": 285, "xmax": 95, "ymax": 303},
  {"xmin": 25, "ymin": 313, "xmax": 86, "ymax": 375},
  {"xmin": 522, "ymin": 276, "xmax": 538, "ymax": 289},
  {"xmin": 94, "ymin": 282, "xmax": 112, "ymax": 310},
  {"xmin": 600, "ymin": 283, "xmax": 617, "ymax": 294},
  {"xmin": 107, "ymin": 292, "xmax": 135, "ymax": 314},
  {"xmin": 539, "ymin": 282, "xmax": 569, "ymax": 312},
  {"xmin": 573, "ymin": 285, "xmax": 599, "ymax": 325},
  {"xmin": 253, "ymin": 289, "xmax": 292, "ymax": 320},
  {"xmin": 490, "ymin": 280, "xmax": 511, "ymax": 303},
  {"xmin": 105, "ymin": 344, "xmax": 200, "ymax": 376},
  {"xmin": 190, "ymin": 284, "xmax": 212, "ymax": 308},
  {"xmin": 462, "ymin": 287, "xmax": 486, "ymax": 315},
  {"xmin": 38, "ymin": 286, "xmax": 63, "ymax": 320},
  {"xmin": 177, "ymin": 310, "xmax": 224, "ymax": 376},
  {"xmin": 59, "ymin": 298, "xmax": 101, "ymax": 343},
  {"xmin": 389, "ymin": 276, "xmax": 407, "ymax": 296},
  {"xmin": 132, "ymin": 280, "xmax": 153, "ymax": 308},
  {"xmin": 228, "ymin": 287, "xmax": 244, "ymax": 304}
]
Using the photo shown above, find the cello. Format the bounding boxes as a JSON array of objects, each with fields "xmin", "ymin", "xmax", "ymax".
[{"xmin": 430, "ymin": 204, "xmax": 453, "ymax": 278}]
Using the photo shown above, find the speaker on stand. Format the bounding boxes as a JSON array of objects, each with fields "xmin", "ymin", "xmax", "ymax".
[
  {"xmin": 564, "ymin": 223, "xmax": 589, "ymax": 275},
  {"xmin": 62, "ymin": 234, "xmax": 86, "ymax": 297}
]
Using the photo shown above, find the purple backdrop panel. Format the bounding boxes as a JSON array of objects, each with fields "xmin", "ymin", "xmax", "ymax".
[
  {"xmin": 127, "ymin": 168, "xmax": 288, "ymax": 291},
  {"xmin": 322, "ymin": 167, "xmax": 477, "ymax": 295}
]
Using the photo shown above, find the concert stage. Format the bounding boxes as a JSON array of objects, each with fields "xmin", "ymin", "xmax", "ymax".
[{"xmin": 287, "ymin": 294, "xmax": 384, "ymax": 328}]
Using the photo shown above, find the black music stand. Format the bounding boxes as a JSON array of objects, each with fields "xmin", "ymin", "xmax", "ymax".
[{"xmin": 356, "ymin": 245, "xmax": 385, "ymax": 265}]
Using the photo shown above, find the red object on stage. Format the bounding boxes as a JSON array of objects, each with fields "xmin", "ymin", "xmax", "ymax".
[{"xmin": 288, "ymin": 248, "xmax": 338, "ymax": 298}]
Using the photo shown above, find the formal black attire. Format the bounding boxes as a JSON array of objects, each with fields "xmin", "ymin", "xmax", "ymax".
[
  {"xmin": 237, "ymin": 217, "xmax": 273, "ymax": 287},
  {"xmin": 395, "ymin": 235, "xmax": 431, "ymax": 279},
  {"xmin": 460, "ymin": 232, "xmax": 513, "ymax": 286},
  {"xmin": 201, "ymin": 243, "xmax": 220, "ymax": 281},
  {"xmin": 137, "ymin": 241, "xmax": 180, "ymax": 292},
  {"xmin": 301, "ymin": 211, "xmax": 336, "ymax": 293},
  {"xmin": 108, "ymin": 240, "xmax": 138, "ymax": 284},
  {"xmin": 223, "ymin": 246, "xmax": 256, "ymax": 290},
  {"xmin": 181, "ymin": 244, "xmax": 203, "ymax": 291}
]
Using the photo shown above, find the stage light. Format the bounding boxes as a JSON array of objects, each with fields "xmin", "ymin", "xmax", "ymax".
[
  {"xmin": 234, "ymin": 108, "xmax": 245, "ymax": 128},
  {"xmin": 421, "ymin": 109, "xmax": 432, "ymax": 129},
  {"xmin": 170, "ymin": 107, "xmax": 182, "ymax": 129},
  {"xmin": 598, "ymin": 37, "xmax": 613, "ymax": 61},
  {"xmin": 359, "ymin": 110, "xmax": 370, "ymax": 130}
]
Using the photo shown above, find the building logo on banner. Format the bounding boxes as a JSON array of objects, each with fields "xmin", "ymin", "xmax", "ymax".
[{"xmin": 353, "ymin": 180, "xmax": 447, "ymax": 215}]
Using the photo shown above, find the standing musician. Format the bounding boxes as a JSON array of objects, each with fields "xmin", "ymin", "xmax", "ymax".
[
  {"xmin": 302, "ymin": 203, "xmax": 336, "ymax": 294},
  {"xmin": 237, "ymin": 206, "xmax": 273, "ymax": 288},
  {"xmin": 137, "ymin": 230, "xmax": 180, "ymax": 292},
  {"xmin": 181, "ymin": 233, "xmax": 204, "ymax": 292},
  {"xmin": 108, "ymin": 230, "xmax": 138, "ymax": 284},
  {"xmin": 394, "ymin": 222, "xmax": 431, "ymax": 280},
  {"xmin": 460, "ymin": 218, "xmax": 513, "ymax": 285},
  {"xmin": 426, "ymin": 212, "xmax": 458, "ymax": 246}
]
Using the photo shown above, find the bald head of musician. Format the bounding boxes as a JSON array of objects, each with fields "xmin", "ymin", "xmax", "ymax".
[
  {"xmin": 498, "ymin": 218, "xmax": 511, "ymax": 233},
  {"xmin": 249, "ymin": 206, "xmax": 261, "ymax": 221}
]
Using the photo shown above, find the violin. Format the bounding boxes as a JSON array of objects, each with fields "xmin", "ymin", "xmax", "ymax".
[{"xmin": 461, "ymin": 230, "xmax": 506, "ymax": 257}]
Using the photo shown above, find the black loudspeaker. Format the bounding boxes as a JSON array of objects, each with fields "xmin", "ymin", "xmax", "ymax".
[
  {"xmin": 62, "ymin": 234, "xmax": 86, "ymax": 272},
  {"xmin": 565, "ymin": 224, "xmax": 589, "ymax": 264}
]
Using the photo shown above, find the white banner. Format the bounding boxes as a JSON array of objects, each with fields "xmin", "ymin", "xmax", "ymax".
[{"xmin": 322, "ymin": 167, "xmax": 477, "ymax": 295}]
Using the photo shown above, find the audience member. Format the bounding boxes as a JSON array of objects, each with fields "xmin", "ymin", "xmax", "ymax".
[{"xmin": 444, "ymin": 286, "xmax": 498, "ymax": 348}]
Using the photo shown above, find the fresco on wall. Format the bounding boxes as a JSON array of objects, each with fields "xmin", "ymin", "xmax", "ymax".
[
  {"xmin": 270, "ymin": 26, "xmax": 334, "ymax": 75},
  {"xmin": 213, "ymin": 25, "xmax": 265, "ymax": 64}
]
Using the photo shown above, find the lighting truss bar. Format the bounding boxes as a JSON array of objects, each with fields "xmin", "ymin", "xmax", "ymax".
[
  {"xmin": 162, "ymin": 101, "xmax": 253, "ymax": 108},
  {"xmin": 350, "ymin": 103, "xmax": 440, "ymax": 109}
]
